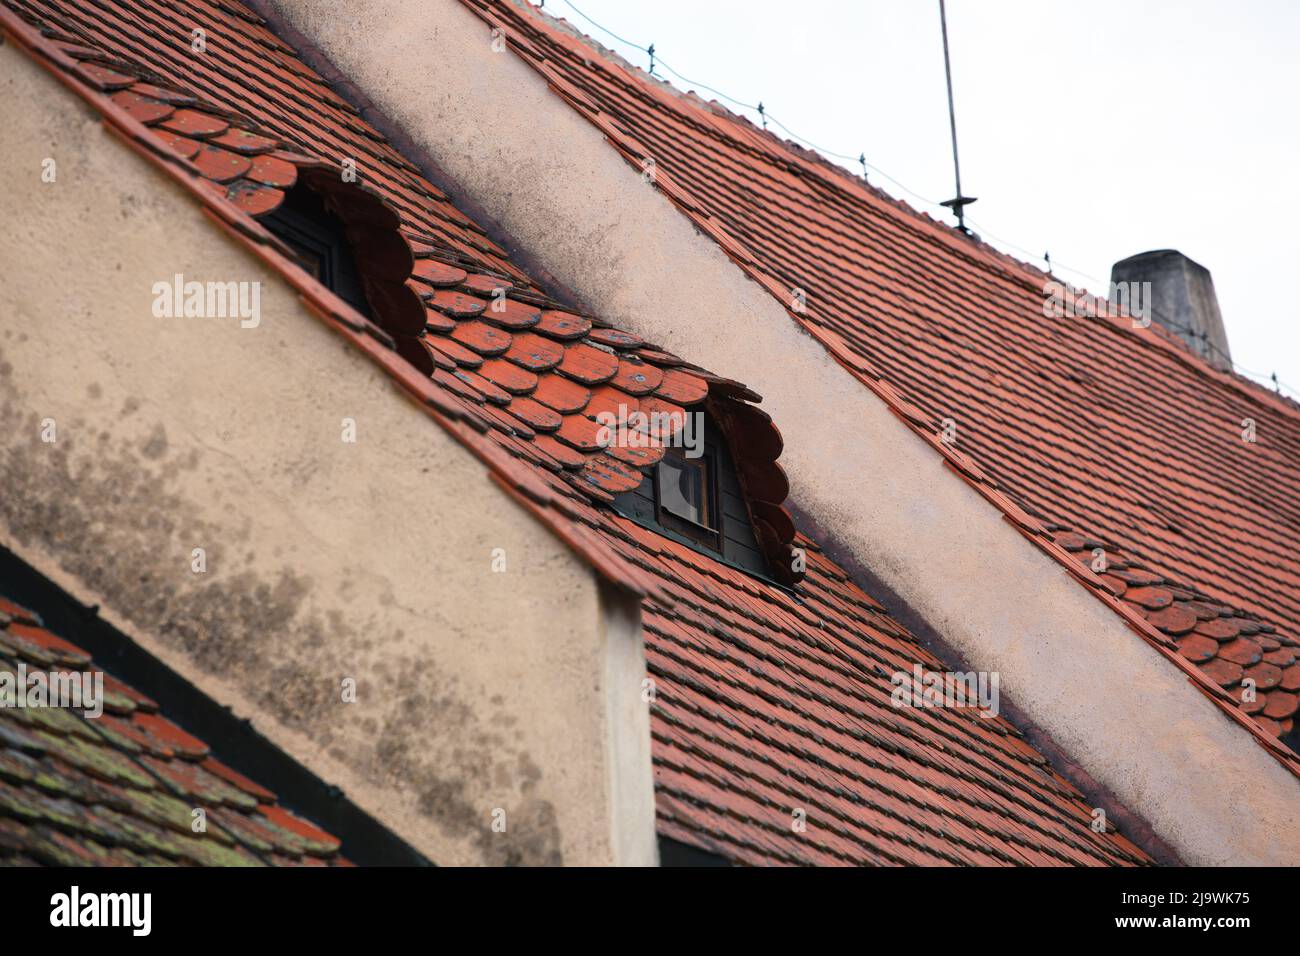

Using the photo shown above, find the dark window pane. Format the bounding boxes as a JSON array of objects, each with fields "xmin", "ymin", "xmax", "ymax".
[
  {"xmin": 282, "ymin": 237, "xmax": 324, "ymax": 280},
  {"xmin": 657, "ymin": 447, "xmax": 717, "ymax": 547},
  {"xmin": 261, "ymin": 183, "xmax": 371, "ymax": 316},
  {"xmin": 660, "ymin": 454, "xmax": 703, "ymax": 525}
]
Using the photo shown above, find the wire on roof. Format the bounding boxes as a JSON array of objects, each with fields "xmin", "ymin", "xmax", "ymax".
[
  {"xmin": 551, "ymin": 0, "xmax": 1299, "ymax": 404},
  {"xmin": 555, "ymin": 3, "xmax": 964, "ymax": 209},
  {"xmin": 558, "ymin": 0, "xmax": 977, "ymax": 215}
]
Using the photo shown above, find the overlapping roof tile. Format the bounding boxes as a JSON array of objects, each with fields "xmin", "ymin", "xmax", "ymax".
[
  {"xmin": 1, "ymin": 0, "xmax": 1157, "ymax": 864},
  {"xmin": 1055, "ymin": 532, "xmax": 1300, "ymax": 736},
  {"xmin": 0, "ymin": 593, "xmax": 346, "ymax": 866},
  {"xmin": 462, "ymin": 0, "xmax": 1300, "ymax": 766}
]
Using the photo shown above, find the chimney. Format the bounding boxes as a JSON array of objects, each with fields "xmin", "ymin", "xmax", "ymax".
[{"xmin": 1110, "ymin": 250, "xmax": 1232, "ymax": 370}]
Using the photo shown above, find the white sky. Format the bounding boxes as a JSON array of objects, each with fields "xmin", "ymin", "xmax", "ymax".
[{"xmin": 541, "ymin": 0, "xmax": 1299, "ymax": 397}]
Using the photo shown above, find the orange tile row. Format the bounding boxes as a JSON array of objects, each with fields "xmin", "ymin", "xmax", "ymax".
[{"xmin": 1056, "ymin": 534, "xmax": 1298, "ymax": 736}]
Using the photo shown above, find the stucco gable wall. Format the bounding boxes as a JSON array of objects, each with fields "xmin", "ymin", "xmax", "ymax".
[{"xmin": 0, "ymin": 41, "xmax": 654, "ymax": 866}]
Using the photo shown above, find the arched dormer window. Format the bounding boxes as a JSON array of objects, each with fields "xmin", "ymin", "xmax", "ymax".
[
  {"xmin": 262, "ymin": 182, "xmax": 372, "ymax": 318},
  {"xmin": 613, "ymin": 411, "xmax": 774, "ymax": 581}
]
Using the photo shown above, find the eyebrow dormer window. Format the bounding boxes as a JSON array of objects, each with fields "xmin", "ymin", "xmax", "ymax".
[
  {"xmin": 262, "ymin": 182, "xmax": 371, "ymax": 317},
  {"xmin": 613, "ymin": 412, "xmax": 772, "ymax": 580}
]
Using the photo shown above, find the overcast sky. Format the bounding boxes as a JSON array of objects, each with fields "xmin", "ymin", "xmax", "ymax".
[{"xmin": 543, "ymin": 0, "xmax": 1299, "ymax": 397}]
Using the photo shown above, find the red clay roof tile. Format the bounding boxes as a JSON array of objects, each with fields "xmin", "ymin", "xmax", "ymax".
[
  {"xmin": 0, "ymin": 592, "xmax": 345, "ymax": 867},
  {"xmin": 464, "ymin": 0, "xmax": 1300, "ymax": 772},
  {"xmin": 427, "ymin": 289, "xmax": 487, "ymax": 318},
  {"xmin": 557, "ymin": 342, "xmax": 620, "ymax": 385},
  {"xmin": 1177, "ymin": 634, "xmax": 1219, "ymax": 664},
  {"xmin": 412, "ymin": 258, "xmax": 470, "ymax": 287},
  {"xmin": 481, "ymin": 298, "xmax": 542, "ymax": 330},
  {"xmin": 1196, "ymin": 618, "xmax": 1242, "ymax": 641},
  {"xmin": 73, "ymin": 61, "xmax": 134, "ymax": 90},
  {"xmin": 608, "ymin": 358, "xmax": 663, "ymax": 397},
  {"xmin": 192, "ymin": 144, "xmax": 253, "ymax": 183},
  {"xmin": 581, "ymin": 453, "xmax": 645, "ymax": 495},
  {"xmin": 478, "ymin": 358, "xmax": 539, "ymax": 395},
  {"xmin": 506, "ymin": 396, "xmax": 563, "ymax": 433},
  {"xmin": 528, "ymin": 372, "xmax": 590, "ymax": 415},
  {"xmin": 555, "ymin": 413, "xmax": 607, "ymax": 452},
  {"xmin": 245, "ymin": 153, "xmax": 297, "ymax": 187},
  {"xmin": 210, "ymin": 128, "xmax": 279, "ymax": 155},
  {"xmin": 226, "ymin": 179, "xmax": 284, "ymax": 215},
  {"xmin": 1245, "ymin": 662, "xmax": 1283, "ymax": 691},
  {"xmin": 1201, "ymin": 658, "xmax": 1245, "ymax": 687},
  {"xmin": 505, "ymin": 332, "xmax": 566, "ymax": 373},
  {"xmin": 655, "ymin": 368, "xmax": 709, "ymax": 405},
  {"xmin": 156, "ymin": 107, "xmax": 229, "ymax": 138},
  {"xmin": 1143, "ymin": 605, "xmax": 1198, "ymax": 636},
  {"xmin": 534, "ymin": 309, "xmax": 592, "ymax": 340},
  {"xmin": 1, "ymin": 0, "xmax": 1163, "ymax": 867},
  {"xmin": 422, "ymin": 306, "xmax": 457, "ymax": 335},
  {"xmin": 1264, "ymin": 693, "xmax": 1298, "ymax": 720},
  {"xmin": 588, "ymin": 327, "xmax": 645, "ymax": 350},
  {"xmin": 450, "ymin": 320, "xmax": 512, "ymax": 356},
  {"xmin": 109, "ymin": 89, "xmax": 174, "ymax": 123},
  {"xmin": 1219, "ymin": 638, "xmax": 1264, "ymax": 667},
  {"xmin": 462, "ymin": 274, "xmax": 513, "ymax": 296}
]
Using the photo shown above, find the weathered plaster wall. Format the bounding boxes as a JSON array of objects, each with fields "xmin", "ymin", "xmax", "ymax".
[
  {"xmin": 261, "ymin": 0, "xmax": 1300, "ymax": 864},
  {"xmin": 0, "ymin": 42, "xmax": 656, "ymax": 866}
]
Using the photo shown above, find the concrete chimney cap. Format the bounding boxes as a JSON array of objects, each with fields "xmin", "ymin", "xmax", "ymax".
[{"xmin": 1113, "ymin": 249, "xmax": 1212, "ymax": 273}]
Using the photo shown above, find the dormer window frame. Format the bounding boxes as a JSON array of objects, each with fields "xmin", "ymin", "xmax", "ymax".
[
  {"xmin": 264, "ymin": 207, "xmax": 335, "ymax": 285},
  {"xmin": 654, "ymin": 444, "xmax": 722, "ymax": 551},
  {"xmin": 612, "ymin": 408, "xmax": 782, "ymax": 586},
  {"xmin": 261, "ymin": 183, "xmax": 371, "ymax": 318}
]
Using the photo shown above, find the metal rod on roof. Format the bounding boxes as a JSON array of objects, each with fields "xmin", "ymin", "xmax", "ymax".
[{"xmin": 938, "ymin": 0, "xmax": 976, "ymax": 233}]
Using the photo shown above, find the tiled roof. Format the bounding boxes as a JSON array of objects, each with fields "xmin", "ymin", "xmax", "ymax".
[
  {"xmin": 461, "ymin": 0, "xmax": 1300, "ymax": 767},
  {"xmin": 0, "ymin": 593, "xmax": 346, "ymax": 866},
  {"xmin": 0, "ymin": 0, "xmax": 1155, "ymax": 864},
  {"xmin": 1056, "ymin": 533, "xmax": 1299, "ymax": 728}
]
